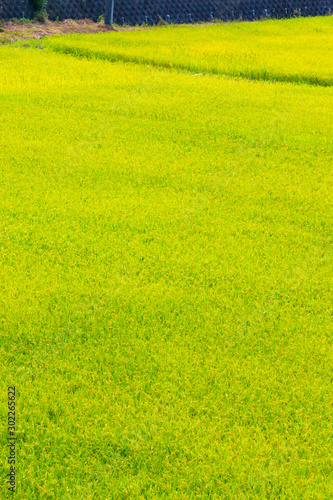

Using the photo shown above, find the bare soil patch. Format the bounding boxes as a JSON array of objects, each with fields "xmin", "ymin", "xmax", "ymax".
[
  {"xmin": 0, "ymin": 19, "xmax": 118, "ymax": 44},
  {"xmin": 0, "ymin": 19, "xmax": 216, "ymax": 45}
]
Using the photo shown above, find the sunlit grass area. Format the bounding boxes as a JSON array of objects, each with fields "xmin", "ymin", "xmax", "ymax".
[
  {"xmin": 1, "ymin": 17, "xmax": 333, "ymax": 498},
  {"xmin": 40, "ymin": 16, "xmax": 333, "ymax": 85}
]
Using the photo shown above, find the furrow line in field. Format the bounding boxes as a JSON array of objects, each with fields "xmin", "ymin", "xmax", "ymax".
[{"xmin": 43, "ymin": 44, "xmax": 333, "ymax": 87}]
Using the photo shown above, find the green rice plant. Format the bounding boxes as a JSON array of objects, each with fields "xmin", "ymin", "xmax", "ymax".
[
  {"xmin": 41, "ymin": 16, "xmax": 333, "ymax": 86},
  {"xmin": 1, "ymin": 19, "xmax": 333, "ymax": 498}
]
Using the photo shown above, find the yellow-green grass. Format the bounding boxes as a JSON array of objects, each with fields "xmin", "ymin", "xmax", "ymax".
[
  {"xmin": 38, "ymin": 16, "xmax": 333, "ymax": 86},
  {"xmin": 0, "ymin": 38, "xmax": 333, "ymax": 499}
]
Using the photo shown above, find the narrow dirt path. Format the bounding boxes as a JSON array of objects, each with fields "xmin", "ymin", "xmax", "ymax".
[
  {"xmin": 0, "ymin": 19, "xmax": 120, "ymax": 44},
  {"xmin": 0, "ymin": 19, "xmax": 219, "ymax": 45}
]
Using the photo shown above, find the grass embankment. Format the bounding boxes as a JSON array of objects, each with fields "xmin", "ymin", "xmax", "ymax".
[
  {"xmin": 39, "ymin": 16, "xmax": 333, "ymax": 86},
  {"xmin": 1, "ymin": 18, "xmax": 333, "ymax": 499}
]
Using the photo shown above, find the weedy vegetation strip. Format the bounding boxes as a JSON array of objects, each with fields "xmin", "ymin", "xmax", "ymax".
[
  {"xmin": 39, "ymin": 16, "xmax": 333, "ymax": 86},
  {"xmin": 1, "ymin": 17, "xmax": 333, "ymax": 498}
]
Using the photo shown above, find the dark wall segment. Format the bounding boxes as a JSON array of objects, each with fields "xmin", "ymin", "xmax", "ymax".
[
  {"xmin": 46, "ymin": 0, "xmax": 105, "ymax": 22},
  {"xmin": 0, "ymin": 0, "xmax": 332, "ymax": 24},
  {"xmin": 0, "ymin": 0, "xmax": 34, "ymax": 20}
]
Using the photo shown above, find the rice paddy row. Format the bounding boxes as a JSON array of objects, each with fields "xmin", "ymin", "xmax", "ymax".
[
  {"xmin": 34, "ymin": 16, "xmax": 333, "ymax": 86},
  {"xmin": 1, "ymin": 17, "xmax": 333, "ymax": 498}
]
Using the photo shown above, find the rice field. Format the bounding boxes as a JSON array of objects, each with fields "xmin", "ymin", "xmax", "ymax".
[
  {"xmin": 40, "ymin": 16, "xmax": 333, "ymax": 85},
  {"xmin": 1, "ymin": 17, "xmax": 333, "ymax": 499}
]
